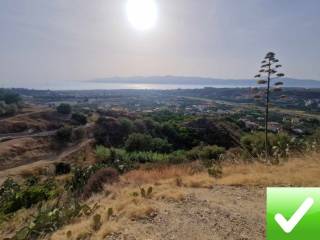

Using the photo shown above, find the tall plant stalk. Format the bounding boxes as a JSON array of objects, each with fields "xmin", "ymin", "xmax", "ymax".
[{"xmin": 254, "ymin": 52, "xmax": 286, "ymax": 161}]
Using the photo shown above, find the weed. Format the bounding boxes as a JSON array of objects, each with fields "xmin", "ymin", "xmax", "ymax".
[
  {"xmin": 92, "ymin": 214, "xmax": 102, "ymax": 231},
  {"xmin": 82, "ymin": 168, "xmax": 119, "ymax": 199}
]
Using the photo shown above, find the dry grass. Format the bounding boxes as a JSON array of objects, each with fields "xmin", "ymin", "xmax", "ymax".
[
  {"xmin": 122, "ymin": 164, "xmax": 195, "ymax": 185},
  {"xmin": 218, "ymin": 152, "xmax": 320, "ymax": 187},
  {"xmin": 6, "ymin": 153, "xmax": 320, "ymax": 239}
]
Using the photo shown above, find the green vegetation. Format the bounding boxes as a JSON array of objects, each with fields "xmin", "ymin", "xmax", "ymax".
[
  {"xmin": 14, "ymin": 199, "xmax": 94, "ymax": 240},
  {"xmin": 71, "ymin": 112, "xmax": 87, "ymax": 125},
  {"xmin": 0, "ymin": 89, "xmax": 21, "ymax": 116},
  {"xmin": 1, "ymin": 87, "xmax": 320, "ymax": 239},
  {"xmin": 240, "ymin": 132, "xmax": 297, "ymax": 160},
  {"xmin": 0, "ymin": 178, "xmax": 57, "ymax": 216},
  {"xmin": 254, "ymin": 52, "xmax": 286, "ymax": 160},
  {"xmin": 0, "ymin": 89, "xmax": 21, "ymax": 104},
  {"xmin": 56, "ymin": 103, "xmax": 72, "ymax": 115},
  {"xmin": 82, "ymin": 168, "xmax": 119, "ymax": 199},
  {"xmin": 55, "ymin": 126, "xmax": 73, "ymax": 143},
  {"xmin": 125, "ymin": 133, "xmax": 172, "ymax": 153}
]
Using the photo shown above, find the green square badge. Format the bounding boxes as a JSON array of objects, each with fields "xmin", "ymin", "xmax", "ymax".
[{"xmin": 267, "ymin": 188, "xmax": 320, "ymax": 240}]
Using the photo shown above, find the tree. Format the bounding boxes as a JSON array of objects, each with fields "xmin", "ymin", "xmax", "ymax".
[
  {"xmin": 254, "ymin": 52, "xmax": 286, "ymax": 160},
  {"xmin": 125, "ymin": 133, "xmax": 153, "ymax": 152},
  {"xmin": 71, "ymin": 113, "xmax": 87, "ymax": 125},
  {"xmin": 94, "ymin": 117, "xmax": 128, "ymax": 147},
  {"xmin": 0, "ymin": 90, "xmax": 21, "ymax": 104},
  {"xmin": 56, "ymin": 103, "xmax": 72, "ymax": 115},
  {"xmin": 55, "ymin": 126, "xmax": 73, "ymax": 143}
]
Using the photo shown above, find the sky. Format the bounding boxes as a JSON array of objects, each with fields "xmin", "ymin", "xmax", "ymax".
[{"xmin": 0, "ymin": 0, "xmax": 320, "ymax": 89}]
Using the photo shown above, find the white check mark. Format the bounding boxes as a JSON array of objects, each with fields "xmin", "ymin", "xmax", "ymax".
[{"xmin": 274, "ymin": 197, "xmax": 314, "ymax": 234}]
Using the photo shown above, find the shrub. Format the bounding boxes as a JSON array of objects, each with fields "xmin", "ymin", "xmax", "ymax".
[
  {"xmin": 72, "ymin": 113, "xmax": 87, "ymax": 125},
  {"xmin": 14, "ymin": 199, "xmax": 86, "ymax": 240},
  {"xmin": 57, "ymin": 103, "xmax": 72, "ymax": 114},
  {"xmin": 125, "ymin": 133, "xmax": 173, "ymax": 153},
  {"xmin": 119, "ymin": 117, "xmax": 136, "ymax": 135},
  {"xmin": 94, "ymin": 117, "xmax": 129, "ymax": 147},
  {"xmin": 55, "ymin": 162, "xmax": 71, "ymax": 175},
  {"xmin": 82, "ymin": 168, "xmax": 119, "ymax": 199},
  {"xmin": 125, "ymin": 133, "xmax": 153, "ymax": 152},
  {"xmin": 24, "ymin": 176, "xmax": 40, "ymax": 186},
  {"xmin": 125, "ymin": 151, "xmax": 169, "ymax": 163},
  {"xmin": 91, "ymin": 214, "xmax": 102, "ymax": 231},
  {"xmin": 0, "ymin": 178, "xmax": 20, "ymax": 209},
  {"xmin": 55, "ymin": 126, "xmax": 73, "ymax": 143},
  {"xmin": 0, "ymin": 179, "xmax": 57, "ymax": 215},
  {"xmin": 199, "ymin": 145, "xmax": 225, "ymax": 160},
  {"xmin": 68, "ymin": 164, "xmax": 106, "ymax": 193},
  {"xmin": 0, "ymin": 89, "xmax": 21, "ymax": 104},
  {"xmin": 308, "ymin": 128, "xmax": 320, "ymax": 151},
  {"xmin": 95, "ymin": 145, "xmax": 111, "ymax": 163},
  {"xmin": 185, "ymin": 146, "xmax": 203, "ymax": 161},
  {"xmin": 208, "ymin": 164, "xmax": 223, "ymax": 178},
  {"xmin": 168, "ymin": 150, "xmax": 187, "ymax": 164},
  {"xmin": 150, "ymin": 138, "xmax": 172, "ymax": 153},
  {"xmin": 140, "ymin": 186, "xmax": 153, "ymax": 198},
  {"xmin": 241, "ymin": 132, "xmax": 293, "ymax": 160},
  {"xmin": 4, "ymin": 103, "xmax": 18, "ymax": 116},
  {"xmin": 72, "ymin": 128, "xmax": 85, "ymax": 141}
]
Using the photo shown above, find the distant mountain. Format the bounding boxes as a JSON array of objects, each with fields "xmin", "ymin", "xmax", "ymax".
[{"xmin": 89, "ymin": 76, "xmax": 320, "ymax": 88}]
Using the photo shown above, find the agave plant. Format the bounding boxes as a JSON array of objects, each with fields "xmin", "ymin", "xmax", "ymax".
[{"xmin": 254, "ymin": 52, "xmax": 286, "ymax": 160}]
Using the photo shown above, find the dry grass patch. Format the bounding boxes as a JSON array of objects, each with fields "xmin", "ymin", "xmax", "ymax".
[
  {"xmin": 154, "ymin": 188, "xmax": 186, "ymax": 201},
  {"xmin": 218, "ymin": 153, "xmax": 320, "ymax": 187},
  {"xmin": 122, "ymin": 164, "xmax": 195, "ymax": 185},
  {"xmin": 182, "ymin": 174, "xmax": 215, "ymax": 189}
]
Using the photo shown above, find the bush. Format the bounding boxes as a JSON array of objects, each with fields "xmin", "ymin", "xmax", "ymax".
[
  {"xmin": 72, "ymin": 128, "xmax": 85, "ymax": 142},
  {"xmin": 95, "ymin": 145, "xmax": 111, "ymax": 163},
  {"xmin": 68, "ymin": 164, "xmax": 106, "ymax": 193},
  {"xmin": 55, "ymin": 162, "xmax": 71, "ymax": 175},
  {"xmin": 208, "ymin": 164, "xmax": 223, "ymax": 178},
  {"xmin": 72, "ymin": 113, "xmax": 87, "ymax": 125},
  {"xmin": 150, "ymin": 138, "xmax": 172, "ymax": 153},
  {"xmin": 125, "ymin": 133, "xmax": 172, "ymax": 153},
  {"xmin": 168, "ymin": 150, "xmax": 187, "ymax": 164},
  {"xmin": 57, "ymin": 103, "xmax": 72, "ymax": 115},
  {"xmin": 119, "ymin": 117, "xmax": 136, "ymax": 135},
  {"xmin": 14, "ymin": 199, "xmax": 86, "ymax": 240},
  {"xmin": 0, "ymin": 89, "xmax": 21, "ymax": 104},
  {"xmin": 55, "ymin": 126, "xmax": 73, "ymax": 143},
  {"xmin": 241, "ymin": 132, "xmax": 293, "ymax": 160},
  {"xmin": 199, "ymin": 145, "xmax": 225, "ymax": 160},
  {"xmin": 125, "ymin": 133, "xmax": 153, "ymax": 152},
  {"xmin": 82, "ymin": 168, "xmax": 119, "ymax": 199},
  {"xmin": 185, "ymin": 146, "xmax": 203, "ymax": 161},
  {"xmin": 308, "ymin": 128, "xmax": 320, "ymax": 151},
  {"xmin": 199, "ymin": 145, "xmax": 225, "ymax": 167},
  {"xmin": 94, "ymin": 117, "xmax": 129, "ymax": 147},
  {"xmin": 0, "ymin": 179, "xmax": 57, "ymax": 215},
  {"xmin": 125, "ymin": 151, "xmax": 169, "ymax": 164}
]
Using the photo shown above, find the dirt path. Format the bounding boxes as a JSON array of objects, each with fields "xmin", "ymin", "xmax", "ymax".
[
  {"xmin": 0, "ymin": 139, "xmax": 93, "ymax": 184},
  {"xmin": 108, "ymin": 186, "xmax": 265, "ymax": 240}
]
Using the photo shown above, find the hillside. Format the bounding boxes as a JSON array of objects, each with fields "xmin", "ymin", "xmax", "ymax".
[{"xmin": 1, "ymin": 152, "xmax": 320, "ymax": 239}]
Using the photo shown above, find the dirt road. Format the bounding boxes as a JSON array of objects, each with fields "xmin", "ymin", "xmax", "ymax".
[{"xmin": 0, "ymin": 139, "xmax": 93, "ymax": 184}]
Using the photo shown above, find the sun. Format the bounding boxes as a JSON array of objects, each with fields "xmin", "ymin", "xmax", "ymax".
[{"xmin": 126, "ymin": 0, "xmax": 158, "ymax": 31}]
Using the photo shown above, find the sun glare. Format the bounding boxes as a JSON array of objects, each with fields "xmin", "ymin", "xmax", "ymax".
[{"xmin": 126, "ymin": 0, "xmax": 158, "ymax": 31}]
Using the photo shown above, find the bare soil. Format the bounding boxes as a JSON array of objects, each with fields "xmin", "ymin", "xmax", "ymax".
[
  {"xmin": 106, "ymin": 186, "xmax": 265, "ymax": 240},
  {"xmin": 0, "ymin": 108, "xmax": 63, "ymax": 134}
]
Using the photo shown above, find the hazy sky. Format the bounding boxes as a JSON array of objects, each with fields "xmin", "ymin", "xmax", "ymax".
[{"xmin": 1, "ymin": 0, "xmax": 320, "ymax": 88}]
